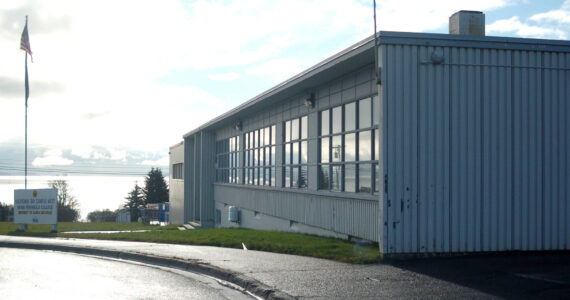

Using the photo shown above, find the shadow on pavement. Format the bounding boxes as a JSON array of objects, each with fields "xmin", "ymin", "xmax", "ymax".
[{"xmin": 388, "ymin": 251, "xmax": 570, "ymax": 299}]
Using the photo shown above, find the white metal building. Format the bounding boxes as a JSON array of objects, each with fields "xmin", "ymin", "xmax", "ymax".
[{"xmin": 170, "ymin": 11, "xmax": 570, "ymax": 255}]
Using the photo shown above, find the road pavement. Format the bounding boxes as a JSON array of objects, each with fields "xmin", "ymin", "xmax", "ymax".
[
  {"xmin": 0, "ymin": 248, "xmax": 253, "ymax": 299},
  {"xmin": 1, "ymin": 235, "xmax": 569, "ymax": 299}
]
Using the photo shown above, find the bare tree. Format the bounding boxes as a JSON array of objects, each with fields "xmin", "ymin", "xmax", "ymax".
[{"xmin": 48, "ymin": 180, "xmax": 81, "ymax": 222}]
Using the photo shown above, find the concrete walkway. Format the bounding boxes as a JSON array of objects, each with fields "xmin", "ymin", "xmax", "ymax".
[{"xmin": 1, "ymin": 236, "xmax": 568, "ymax": 299}]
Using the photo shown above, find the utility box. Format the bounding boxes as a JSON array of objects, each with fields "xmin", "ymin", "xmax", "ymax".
[
  {"xmin": 228, "ymin": 206, "xmax": 239, "ymax": 223},
  {"xmin": 449, "ymin": 10, "xmax": 485, "ymax": 36}
]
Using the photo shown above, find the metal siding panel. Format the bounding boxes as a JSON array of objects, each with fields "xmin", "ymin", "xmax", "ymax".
[
  {"xmin": 385, "ymin": 41, "xmax": 568, "ymax": 254},
  {"xmin": 215, "ymin": 185, "xmax": 378, "ymax": 241},
  {"xmin": 382, "ymin": 45, "xmax": 389, "ymax": 253},
  {"xmin": 544, "ymin": 52, "xmax": 553, "ymax": 250},
  {"xmin": 513, "ymin": 51, "xmax": 523, "ymax": 250},
  {"xmin": 450, "ymin": 47, "xmax": 462, "ymax": 252},
  {"xmin": 403, "ymin": 45, "xmax": 419, "ymax": 253},
  {"xmin": 417, "ymin": 45, "xmax": 427, "ymax": 253},
  {"xmin": 562, "ymin": 53, "xmax": 569, "ymax": 250}
]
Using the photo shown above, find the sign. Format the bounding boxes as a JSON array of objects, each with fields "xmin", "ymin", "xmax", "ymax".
[{"xmin": 14, "ymin": 189, "xmax": 58, "ymax": 224}]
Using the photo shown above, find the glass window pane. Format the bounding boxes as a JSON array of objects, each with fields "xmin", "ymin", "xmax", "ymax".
[
  {"xmin": 254, "ymin": 168, "xmax": 258, "ymax": 185},
  {"xmin": 285, "ymin": 167, "xmax": 290, "ymax": 187},
  {"xmin": 236, "ymin": 136, "xmax": 240, "ymax": 151},
  {"xmin": 359, "ymin": 98, "xmax": 371, "ymax": 129},
  {"xmin": 236, "ymin": 167, "xmax": 240, "ymax": 184},
  {"xmin": 345, "ymin": 164, "xmax": 356, "ymax": 192},
  {"xmin": 359, "ymin": 164, "xmax": 372, "ymax": 193},
  {"xmin": 285, "ymin": 121, "xmax": 291, "ymax": 142},
  {"xmin": 319, "ymin": 165, "xmax": 330, "ymax": 190},
  {"xmin": 264, "ymin": 127, "xmax": 270, "ymax": 146},
  {"xmin": 301, "ymin": 116, "xmax": 308, "ymax": 140},
  {"xmin": 332, "ymin": 165, "xmax": 342, "ymax": 191},
  {"xmin": 245, "ymin": 150, "xmax": 249, "ymax": 166},
  {"xmin": 229, "ymin": 137, "xmax": 234, "ymax": 152},
  {"xmin": 245, "ymin": 168, "xmax": 249, "ymax": 184},
  {"xmin": 259, "ymin": 128, "xmax": 265, "ymax": 147},
  {"xmin": 256, "ymin": 130, "xmax": 260, "ymax": 148},
  {"xmin": 359, "ymin": 131, "xmax": 372, "ymax": 161},
  {"xmin": 300, "ymin": 166, "xmax": 308, "ymax": 188},
  {"xmin": 301, "ymin": 141, "xmax": 307, "ymax": 164},
  {"xmin": 374, "ymin": 164, "xmax": 380, "ymax": 193},
  {"xmin": 375, "ymin": 129, "xmax": 379, "ymax": 161},
  {"xmin": 271, "ymin": 146, "xmax": 276, "ymax": 165},
  {"xmin": 321, "ymin": 137, "xmax": 329, "ymax": 163},
  {"xmin": 292, "ymin": 142, "xmax": 299, "ymax": 164},
  {"xmin": 292, "ymin": 167, "xmax": 299, "ymax": 188},
  {"xmin": 345, "ymin": 133, "xmax": 356, "ymax": 162},
  {"xmin": 271, "ymin": 166, "xmax": 276, "ymax": 186},
  {"xmin": 373, "ymin": 95, "xmax": 380, "ymax": 125},
  {"xmin": 260, "ymin": 147, "xmax": 265, "ymax": 166},
  {"xmin": 291, "ymin": 118, "xmax": 299, "ymax": 141},
  {"xmin": 345, "ymin": 102, "xmax": 356, "ymax": 131},
  {"xmin": 321, "ymin": 110, "xmax": 329, "ymax": 136},
  {"xmin": 254, "ymin": 149, "xmax": 258, "ymax": 166},
  {"xmin": 285, "ymin": 143, "xmax": 291, "ymax": 165},
  {"xmin": 271, "ymin": 125, "xmax": 276, "ymax": 145},
  {"xmin": 265, "ymin": 168, "xmax": 270, "ymax": 186},
  {"xmin": 332, "ymin": 135, "xmax": 342, "ymax": 162},
  {"xmin": 332, "ymin": 106, "xmax": 342, "ymax": 133},
  {"xmin": 265, "ymin": 147, "xmax": 270, "ymax": 166}
]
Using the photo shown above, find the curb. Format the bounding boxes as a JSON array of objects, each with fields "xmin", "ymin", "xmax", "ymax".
[{"xmin": 0, "ymin": 241, "xmax": 295, "ymax": 300}]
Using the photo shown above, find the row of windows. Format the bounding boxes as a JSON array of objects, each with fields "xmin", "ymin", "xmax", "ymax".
[
  {"xmin": 244, "ymin": 125, "xmax": 276, "ymax": 186},
  {"xmin": 215, "ymin": 136, "xmax": 240, "ymax": 183},
  {"xmin": 319, "ymin": 96, "xmax": 380, "ymax": 193},
  {"xmin": 214, "ymin": 95, "xmax": 380, "ymax": 195},
  {"xmin": 283, "ymin": 116, "xmax": 308, "ymax": 188}
]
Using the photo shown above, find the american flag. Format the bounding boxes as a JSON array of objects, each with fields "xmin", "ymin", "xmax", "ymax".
[{"xmin": 20, "ymin": 18, "xmax": 32, "ymax": 62}]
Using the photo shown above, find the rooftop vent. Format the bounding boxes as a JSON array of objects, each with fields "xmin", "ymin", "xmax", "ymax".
[{"xmin": 449, "ymin": 11, "xmax": 485, "ymax": 36}]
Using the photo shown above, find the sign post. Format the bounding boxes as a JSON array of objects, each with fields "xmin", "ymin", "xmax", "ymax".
[{"xmin": 14, "ymin": 189, "xmax": 58, "ymax": 232}]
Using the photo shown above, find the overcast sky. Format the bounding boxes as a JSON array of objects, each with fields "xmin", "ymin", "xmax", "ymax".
[{"xmin": 0, "ymin": 0, "xmax": 568, "ymax": 176}]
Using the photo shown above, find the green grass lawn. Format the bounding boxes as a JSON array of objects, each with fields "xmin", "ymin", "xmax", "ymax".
[{"xmin": 0, "ymin": 222, "xmax": 382, "ymax": 264}]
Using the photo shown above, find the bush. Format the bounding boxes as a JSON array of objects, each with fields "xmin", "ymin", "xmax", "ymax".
[{"xmin": 87, "ymin": 209, "xmax": 117, "ymax": 222}]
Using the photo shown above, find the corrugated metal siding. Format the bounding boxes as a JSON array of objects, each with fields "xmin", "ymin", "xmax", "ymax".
[
  {"xmin": 215, "ymin": 185, "xmax": 379, "ymax": 241},
  {"xmin": 383, "ymin": 43, "xmax": 570, "ymax": 254}
]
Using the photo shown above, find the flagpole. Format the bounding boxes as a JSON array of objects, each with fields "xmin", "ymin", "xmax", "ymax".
[{"xmin": 24, "ymin": 16, "xmax": 28, "ymax": 190}]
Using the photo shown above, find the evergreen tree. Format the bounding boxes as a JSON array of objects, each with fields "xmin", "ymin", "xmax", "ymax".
[
  {"xmin": 143, "ymin": 168, "xmax": 169, "ymax": 204},
  {"xmin": 124, "ymin": 183, "xmax": 144, "ymax": 209}
]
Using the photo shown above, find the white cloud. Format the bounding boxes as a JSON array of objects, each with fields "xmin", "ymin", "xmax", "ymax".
[
  {"xmin": 0, "ymin": 0, "xmax": 554, "ymax": 167},
  {"xmin": 109, "ymin": 149, "xmax": 127, "ymax": 161},
  {"xmin": 246, "ymin": 58, "xmax": 304, "ymax": 81},
  {"xmin": 487, "ymin": 16, "xmax": 565, "ymax": 38},
  {"xmin": 71, "ymin": 145, "xmax": 93, "ymax": 159},
  {"xmin": 140, "ymin": 156, "xmax": 169, "ymax": 167},
  {"xmin": 488, "ymin": 0, "xmax": 570, "ymax": 39},
  {"xmin": 207, "ymin": 72, "xmax": 241, "ymax": 81},
  {"xmin": 32, "ymin": 148, "xmax": 73, "ymax": 166},
  {"xmin": 530, "ymin": 0, "xmax": 570, "ymax": 24}
]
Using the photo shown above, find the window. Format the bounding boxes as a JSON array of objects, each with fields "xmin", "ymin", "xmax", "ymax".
[
  {"xmin": 172, "ymin": 163, "xmax": 183, "ymax": 179},
  {"xmin": 215, "ymin": 135, "xmax": 239, "ymax": 183},
  {"xmin": 244, "ymin": 125, "xmax": 276, "ymax": 186},
  {"xmin": 319, "ymin": 96, "xmax": 380, "ymax": 193},
  {"xmin": 283, "ymin": 116, "xmax": 308, "ymax": 188}
]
